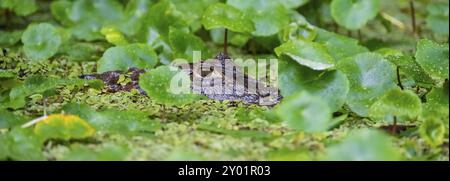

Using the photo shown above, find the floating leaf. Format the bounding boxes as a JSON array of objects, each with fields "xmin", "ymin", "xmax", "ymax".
[
  {"xmin": 168, "ymin": 27, "xmax": 209, "ymax": 61},
  {"xmin": 415, "ymin": 39, "xmax": 449, "ymax": 81},
  {"xmin": 62, "ymin": 103, "xmax": 161, "ymax": 135},
  {"xmin": 50, "ymin": 0, "xmax": 74, "ymax": 27},
  {"xmin": 0, "ymin": 0, "xmax": 37, "ymax": 16},
  {"xmin": 21, "ymin": 23, "xmax": 62, "ymax": 61},
  {"xmin": 139, "ymin": 66, "xmax": 202, "ymax": 106},
  {"xmin": 51, "ymin": 0, "xmax": 124, "ymax": 41},
  {"xmin": 337, "ymin": 52, "xmax": 397, "ymax": 116},
  {"xmin": 0, "ymin": 109, "xmax": 28, "ymax": 129},
  {"xmin": 275, "ymin": 40, "xmax": 335, "ymax": 70},
  {"xmin": 278, "ymin": 58, "xmax": 349, "ymax": 112},
  {"xmin": 279, "ymin": 0, "xmax": 310, "ymax": 9},
  {"xmin": 34, "ymin": 114, "xmax": 95, "ymax": 141},
  {"xmin": 228, "ymin": 0, "xmax": 290, "ymax": 36},
  {"xmin": 137, "ymin": 0, "xmax": 187, "ymax": 64},
  {"xmin": 303, "ymin": 71, "xmax": 349, "ymax": 112},
  {"xmin": 100, "ymin": 27, "xmax": 128, "ymax": 46},
  {"xmin": 420, "ymin": 118, "xmax": 445, "ymax": 147},
  {"xmin": 279, "ymin": 22, "xmax": 317, "ymax": 42},
  {"xmin": 377, "ymin": 48, "xmax": 434, "ymax": 87},
  {"xmin": 0, "ymin": 128, "xmax": 45, "ymax": 161},
  {"xmin": 331, "ymin": 0, "xmax": 380, "ymax": 30},
  {"xmin": 326, "ymin": 129, "xmax": 400, "ymax": 161},
  {"xmin": 60, "ymin": 42, "xmax": 100, "ymax": 62},
  {"xmin": 201, "ymin": 3, "xmax": 254, "ymax": 33},
  {"xmin": 426, "ymin": 2, "xmax": 449, "ymax": 36},
  {"xmin": 97, "ymin": 43, "xmax": 158, "ymax": 73},
  {"xmin": 315, "ymin": 28, "xmax": 368, "ymax": 61},
  {"xmin": 172, "ymin": 0, "xmax": 218, "ymax": 31},
  {"xmin": 115, "ymin": 0, "xmax": 154, "ymax": 36},
  {"xmin": 276, "ymin": 91, "xmax": 332, "ymax": 132},
  {"xmin": 369, "ymin": 89, "xmax": 422, "ymax": 121},
  {"xmin": 421, "ymin": 83, "xmax": 449, "ymax": 123},
  {"xmin": 0, "ymin": 30, "xmax": 22, "ymax": 46}
]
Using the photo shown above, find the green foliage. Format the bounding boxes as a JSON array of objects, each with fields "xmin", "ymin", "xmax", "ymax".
[
  {"xmin": 168, "ymin": 27, "xmax": 209, "ymax": 61},
  {"xmin": 278, "ymin": 59, "xmax": 349, "ymax": 111},
  {"xmin": 50, "ymin": 0, "xmax": 124, "ymax": 41},
  {"xmin": 0, "ymin": 0, "xmax": 37, "ymax": 16},
  {"xmin": 420, "ymin": 118, "xmax": 446, "ymax": 147},
  {"xmin": 369, "ymin": 89, "xmax": 422, "ymax": 121},
  {"xmin": 227, "ymin": 0, "xmax": 291, "ymax": 36},
  {"xmin": 0, "ymin": 0, "xmax": 448, "ymax": 161},
  {"xmin": 139, "ymin": 66, "xmax": 202, "ymax": 106},
  {"xmin": 377, "ymin": 48, "xmax": 434, "ymax": 87},
  {"xmin": 326, "ymin": 129, "xmax": 401, "ymax": 161},
  {"xmin": 0, "ymin": 128, "xmax": 45, "ymax": 161},
  {"xmin": 62, "ymin": 103, "xmax": 161, "ymax": 135},
  {"xmin": 331, "ymin": 0, "xmax": 380, "ymax": 30},
  {"xmin": 97, "ymin": 44, "xmax": 158, "ymax": 73},
  {"xmin": 172, "ymin": 0, "xmax": 218, "ymax": 31},
  {"xmin": 34, "ymin": 114, "xmax": 96, "ymax": 141},
  {"xmin": 0, "ymin": 30, "xmax": 22, "ymax": 46},
  {"xmin": 426, "ymin": 2, "xmax": 449, "ymax": 36},
  {"xmin": 0, "ymin": 109, "xmax": 27, "ymax": 128},
  {"xmin": 276, "ymin": 91, "xmax": 332, "ymax": 132},
  {"xmin": 275, "ymin": 40, "xmax": 335, "ymax": 70},
  {"xmin": 21, "ymin": 23, "xmax": 62, "ymax": 61},
  {"xmin": 201, "ymin": 3, "xmax": 254, "ymax": 33},
  {"xmin": 415, "ymin": 39, "xmax": 449, "ymax": 81},
  {"xmin": 314, "ymin": 29, "xmax": 368, "ymax": 61},
  {"xmin": 337, "ymin": 53, "xmax": 397, "ymax": 116}
]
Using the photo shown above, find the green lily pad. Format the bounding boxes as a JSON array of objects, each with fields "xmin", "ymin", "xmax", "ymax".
[
  {"xmin": 168, "ymin": 27, "xmax": 209, "ymax": 61},
  {"xmin": 97, "ymin": 43, "xmax": 158, "ymax": 73},
  {"xmin": 275, "ymin": 40, "xmax": 335, "ymax": 70},
  {"xmin": 426, "ymin": 2, "xmax": 449, "ymax": 36},
  {"xmin": 415, "ymin": 39, "xmax": 449, "ymax": 81},
  {"xmin": 0, "ymin": 128, "xmax": 45, "ymax": 161},
  {"xmin": 201, "ymin": 3, "xmax": 254, "ymax": 33},
  {"xmin": 0, "ymin": 109, "xmax": 28, "ymax": 129},
  {"xmin": 276, "ymin": 91, "xmax": 332, "ymax": 133},
  {"xmin": 21, "ymin": 23, "xmax": 62, "ymax": 61},
  {"xmin": 62, "ymin": 103, "xmax": 162, "ymax": 135},
  {"xmin": 0, "ymin": 0, "xmax": 37, "ymax": 16},
  {"xmin": 33, "ymin": 114, "xmax": 96, "ymax": 141},
  {"xmin": 0, "ymin": 30, "xmax": 22, "ymax": 46},
  {"xmin": 420, "ymin": 118, "xmax": 446, "ymax": 147},
  {"xmin": 369, "ymin": 89, "xmax": 422, "ymax": 121},
  {"xmin": 376, "ymin": 48, "xmax": 434, "ymax": 87},
  {"xmin": 331, "ymin": 0, "xmax": 380, "ymax": 30},
  {"xmin": 315, "ymin": 28, "xmax": 368, "ymax": 61},
  {"xmin": 325, "ymin": 129, "xmax": 401, "ymax": 161},
  {"xmin": 337, "ymin": 52, "xmax": 397, "ymax": 117},
  {"xmin": 139, "ymin": 66, "xmax": 202, "ymax": 106},
  {"xmin": 227, "ymin": 0, "xmax": 290, "ymax": 36}
]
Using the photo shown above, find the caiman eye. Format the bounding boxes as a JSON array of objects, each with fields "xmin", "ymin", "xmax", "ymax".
[{"xmin": 201, "ymin": 66, "xmax": 215, "ymax": 77}]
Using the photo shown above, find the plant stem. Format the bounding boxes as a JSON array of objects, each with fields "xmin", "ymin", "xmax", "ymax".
[
  {"xmin": 358, "ymin": 30, "xmax": 362, "ymax": 42},
  {"xmin": 410, "ymin": 0, "xmax": 416, "ymax": 34},
  {"xmin": 224, "ymin": 28, "xmax": 228, "ymax": 55},
  {"xmin": 397, "ymin": 67, "xmax": 404, "ymax": 90},
  {"xmin": 393, "ymin": 116, "xmax": 398, "ymax": 134}
]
